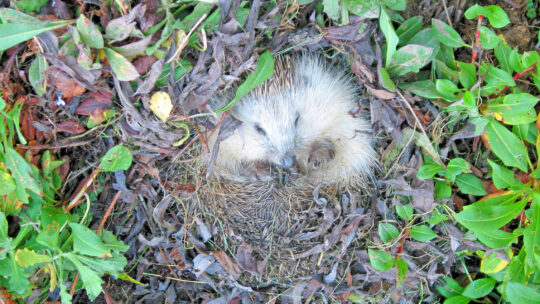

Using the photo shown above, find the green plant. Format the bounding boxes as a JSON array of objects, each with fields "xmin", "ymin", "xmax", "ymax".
[{"xmin": 1, "ymin": 95, "xmax": 132, "ymax": 303}]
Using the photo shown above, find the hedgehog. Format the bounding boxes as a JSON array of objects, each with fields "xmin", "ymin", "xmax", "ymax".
[
  {"xmin": 192, "ymin": 54, "xmax": 377, "ymax": 278},
  {"xmin": 203, "ymin": 54, "xmax": 376, "ymax": 187}
]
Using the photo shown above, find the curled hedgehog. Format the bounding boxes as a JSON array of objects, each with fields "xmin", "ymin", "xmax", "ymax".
[
  {"xmin": 204, "ymin": 54, "xmax": 376, "ymax": 187},
  {"xmin": 193, "ymin": 54, "xmax": 376, "ymax": 277}
]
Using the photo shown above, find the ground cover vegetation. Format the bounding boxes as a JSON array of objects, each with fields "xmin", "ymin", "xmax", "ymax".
[{"xmin": 0, "ymin": 0, "xmax": 538, "ymax": 303}]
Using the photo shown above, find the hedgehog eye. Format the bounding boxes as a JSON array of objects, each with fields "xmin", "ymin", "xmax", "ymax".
[
  {"xmin": 254, "ymin": 123, "xmax": 267, "ymax": 136},
  {"xmin": 294, "ymin": 113, "xmax": 300, "ymax": 127}
]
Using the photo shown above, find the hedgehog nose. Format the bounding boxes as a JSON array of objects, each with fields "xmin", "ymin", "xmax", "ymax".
[{"xmin": 280, "ymin": 156, "xmax": 296, "ymax": 169}]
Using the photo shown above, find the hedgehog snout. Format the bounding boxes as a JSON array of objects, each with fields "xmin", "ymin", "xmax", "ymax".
[{"xmin": 280, "ymin": 155, "xmax": 296, "ymax": 169}]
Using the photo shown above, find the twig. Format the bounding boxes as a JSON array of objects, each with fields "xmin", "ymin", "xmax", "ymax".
[
  {"xmin": 471, "ymin": 15, "xmax": 483, "ymax": 65},
  {"xmin": 396, "ymin": 89, "xmax": 443, "ymax": 165},
  {"xmin": 66, "ymin": 169, "xmax": 99, "ymax": 211}
]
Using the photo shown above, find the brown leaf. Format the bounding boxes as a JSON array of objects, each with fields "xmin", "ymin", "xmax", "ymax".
[
  {"xmin": 48, "ymin": 67, "xmax": 86, "ymax": 98},
  {"xmin": 236, "ymin": 245, "xmax": 268, "ymax": 276},
  {"xmin": 133, "ymin": 55, "xmax": 158, "ymax": 75},
  {"xmin": 212, "ymin": 250, "xmax": 241, "ymax": 280},
  {"xmin": 366, "ymin": 85, "xmax": 396, "ymax": 100},
  {"xmin": 75, "ymin": 90, "xmax": 113, "ymax": 116},
  {"xmin": 56, "ymin": 120, "xmax": 85, "ymax": 134}
]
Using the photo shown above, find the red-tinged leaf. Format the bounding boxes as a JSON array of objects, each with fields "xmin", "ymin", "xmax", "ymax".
[
  {"xmin": 48, "ymin": 67, "xmax": 86, "ymax": 98},
  {"xmin": 104, "ymin": 48, "xmax": 140, "ymax": 81},
  {"xmin": 212, "ymin": 250, "xmax": 241, "ymax": 280},
  {"xmin": 56, "ymin": 120, "xmax": 85, "ymax": 134},
  {"xmin": 75, "ymin": 90, "xmax": 113, "ymax": 116}
]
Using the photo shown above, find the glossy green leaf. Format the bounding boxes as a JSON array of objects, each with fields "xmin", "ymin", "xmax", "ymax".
[
  {"xmin": 457, "ymin": 62, "xmax": 477, "ymax": 90},
  {"xmin": 505, "ymin": 282, "xmax": 540, "ymax": 303},
  {"xmin": 480, "ymin": 252, "xmax": 509, "ymax": 273},
  {"xmin": 11, "ymin": 0, "xmax": 48, "ymax": 13},
  {"xmin": 396, "ymin": 16, "xmax": 423, "ymax": 46},
  {"xmin": 379, "ymin": 6, "xmax": 399, "ymax": 67},
  {"xmin": 410, "ymin": 225, "xmax": 437, "ymax": 242},
  {"xmin": 446, "ymin": 158, "xmax": 470, "ymax": 182},
  {"xmin": 482, "ymin": 64, "xmax": 516, "ymax": 87},
  {"xmin": 0, "ymin": 170, "xmax": 16, "ymax": 195},
  {"xmin": 100, "ymin": 145, "xmax": 133, "ymax": 172},
  {"xmin": 523, "ymin": 194, "xmax": 540, "ymax": 272},
  {"xmin": 417, "ymin": 162, "xmax": 443, "ymax": 179},
  {"xmin": 395, "ymin": 205, "xmax": 413, "ymax": 221},
  {"xmin": 387, "ymin": 44, "xmax": 434, "ymax": 77},
  {"xmin": 217, "ymin": 50, "xmax": 274, "ymax": 113},
  {"xmin": 4, "ymin": 147, "xmax": 41, "ymax": 195},
  {"xmin": 461, "ymin": 278, "xmax": 496, "ymax": 299},
  {"xmin": 509, "ymin": 48, "xmax": 524, "ymax": 73},
  {"xmin": 454, "ymin": 192, "xmax": 527, "ymax": 232},
  {"xmin": 436, "ymin": 79, "xmax": 461, "ymax": 101},
  {"xmin": 368, "ymin": 249, "xmax": 394, "ymax": 271},
  {"xmin": 379, "ymin": 67, "xmax": 396, "ymax": 91},
  {"xmin": 443, "ymin": 295, "xmax": 471, "ymax": 304},
  {"xmin": 0, "ymin": 20, "xmax": 72, "ymax": 52},
  {"xmin": 435, "ymin": 180, "xmax": 452, "ymax": 199},
  {"xmin": 104, "ymin": 48, "xmax": 140, "ymax": 81},
  {"xmin": 427, "ymin": 208, "xmax": 448, "ymax": 225},
  {"xmin": 475, "ymin": 229, "xmax": 518, "ymax": 248},
  {"xmin": 76, "ymin": 14, "xmax": 104, "ymax": 49},
  {"xmin": 486, "ymin": 119, "xmax": 529, "ymax": 172},
  {"xmin": 494, "ymin": 42, "xmax": 512, "ymax": 73},
  {"xmin": 478, "ymin": 26, "xmax": 499, "ymax": 49},
  {"xmin": 455, "ymin": 174, "xmax": 487, "ymax": 196},
  {"xmin": 487, "ymin": 159, "xmax": 523, "ymax": 189},
  {"xmin": 323, "ymin": 0, "xmax": 340, "ymax": 20},
  {"xmin": 378, "ymin": 222, "xmax": 400, "ymax": 243},
  {"xmin": 395, "ymin": 256, "xmax": 408, "ymax": 286},
  {"xmin": 432, "ymin": 18, "xmax": 466, "ymax": 48},
  {"xmin": 399, "ymin": 80, "xmax": 440, "ymax": 99},
  {"xmin": 484, "ymin": 5, "xmax": 510, "ymax": 28}
]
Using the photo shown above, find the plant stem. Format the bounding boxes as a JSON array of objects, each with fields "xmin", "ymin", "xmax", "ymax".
[{"xmin": 471, "ymin": 15, "xmax": 483, "ymax": 65}]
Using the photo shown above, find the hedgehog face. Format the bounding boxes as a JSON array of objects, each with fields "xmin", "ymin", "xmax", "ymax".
[{"xmin": 233, "ymin": 96, "xmax": 301, "ymax": 169}]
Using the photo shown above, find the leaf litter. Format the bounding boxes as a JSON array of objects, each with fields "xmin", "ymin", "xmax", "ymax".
[{"xmin": 0, "ymin": 0, "xmax": 515, "ymax": 303}]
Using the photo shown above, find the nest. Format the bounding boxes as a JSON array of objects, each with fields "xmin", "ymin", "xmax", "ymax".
[{"xmin": 190, "ymin": 177, "xmax": 370, "ymax": 280}]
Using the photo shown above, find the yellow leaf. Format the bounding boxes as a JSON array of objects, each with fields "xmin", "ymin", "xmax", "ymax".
[{"xmin": 149, "ymin": 91, "xmax": 173, "ymax": 123}]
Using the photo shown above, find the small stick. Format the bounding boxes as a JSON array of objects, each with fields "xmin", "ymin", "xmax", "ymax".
[{"xmin": 471, "ymin": 15, "xmax": 483, "ymax": 65}]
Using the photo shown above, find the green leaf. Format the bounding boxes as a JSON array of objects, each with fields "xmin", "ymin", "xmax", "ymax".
[
  {"xmin": 446, "ymin": 158, "xmax": 470, "ymax": 182},
  {"xmin": 443, "ymin": 295, "xmax": 471, "ymax": 304},
  {"xmin": 76, "ymin": 15, "xmax": 104, "ymax": 49},
  {"xmin": 28, "ymin": 54, "xmax": 48, "ymax": 96},
  {"xmin": 475, "ymin": 229, "xmax": 518, "ymax": 248},
  {"xmin": 417, "ymin": 162, "xmax": 443, "ymax": 179},
  {"xmin": 77, "ymin": 253, "xmax": 127, "ymax": 277},
  {"xmin": 0, "ymin": 211, "xmax": 9, "ymax": 243},
  {"xmin": 410, "ymin": 225, "xmax": 437, "ymax": 242},
  {"xmin": 12, "ymin": 0, "xmax": 48, "ymax": 13},
  {"xmin": 461, "ymin": 278, "xmax": 496, "ymax": 299},
  {"xmin": 487, "ymin": 159, "xmax": 523, "ymax": 190},
  {"xmin": 457, "ymin": 62, "xmax": 477, "ymax": 90},
  {"xmin": 435, "ymin": 180, "xmax": 452, "ymax": 199},
  {"xmin": 432, "ymin": 18, "xmax": 466, "ymax": 48},
  {"xmin": 65, "ymin": 253, "xmax": 104, "ymax": 300},
  {"xmin": 491, "ymin": 93, "xmax": 540, "ymax": 117},
  {"xmin": 0, "ymin": 20, "xmax": 73, "ymax": 52},
  {"xmin": 378, "ymin": 222, "xmax": 400, "ymax": 243},
  {"xmin": 505, "ymin": 282, "xmax": 540, "ymax": 304},
  {"xmin": 480, "ymin": 252, "xmax": 509, "ymax": 274},
  {"xmin": 0, "ymin": 170, "xmax": 16, "ymax": 195},
  {"xmin": 484, "ymin": 5, "xmax": 510, "ymax": 28},
  {"xmin": 427, "ymin": 208, "xmax": 448, "ymax": 225},
  {"xmin": 323, "ymin": 0, "xmax": 340, "ymax": 21},
  {"xmin": 478, "ymin": 26, "xmax": 499, "ymax": 49},
  {"xmin": 522, "ymin": 51, "xmax": 540, "ymax": 69},
  {"xmin": 216, "ymin": 50, "xmax": 274, "ymax": 113},
  {"xmin": 482, "ymin": 64, "xmax": 515, "ymax": 87},
  {"xmin": 396, "ymin": 16, "xmax": 423, "ymax": 46},
  {"xmin": 387, "ymin": 44, "xmax": 434, "ymax": 77},
  {"xmin": 0, "ymin": 8, "xmax": 41, "ymax": 24},
  {"xmin": 486, "ymin": 119, "xmax": 529, "ymax": 172},
  {"xmin": 455, "ymin": 174, "xmax": 487, "ymax": 196},
  {"xmin": 382, "ymin": 0, "xmax": 406, "ymax": 11},
  {"xmin": 436, "ymin": 79, "xmax": 461, "ymax": 102},
  {"xmin": 344, "ymin": 0, "xmax": 380, "ymax": 18},
  {"xmin": 14, "ymin": 248, "xmax": 52, "ymax": 268},
  {"xmin": 464, "ymin": 4, "xmax": 490, "ymax": 20},
  {"xmin": 398, "ymin": 80, "xmax": 440, "ymax": 99},
  {"xmin": 100, "ymin": 145, "xmax": 133, "ymax": 172},
  {"xmin": 68, "ymin": 223, "xmax": 111, "ymax": 257},
  {"xmin": 513, "ymin": 123, "xmax": 538, "ymax": 145},
  {"xmin": 379, "ymin": 67, "xmax": 396, "ymax": 91},
  {"xmin": 395, "ymin": 205, "xmax": 413, "ymax": 221},
  {"xmin": 104, "ymin": 48, "xmax": 140, "ymax": 81},
  {"xmin": 454, "ymin": 192, "xmax": 527, "ymax": 232},
  {"xmin": 379, "ymin": 5, "xmax": 399, "ymax": 67},
  {"xmin": 494, "ymin": 42, "xmax": 512, "ymax": 73},
  {"xmin": 523, "ymin": 194, "xmax": 540, "ymax": 272},
  {"xmin": 394, "ymin": 256, "xmax": 408, "ymax": 286},
  {"xmin": 509, "ymin": 48, "xmax": 524, "ymax": 73},
  {"xmin": 437, "ymin": 276, "xmax": 464, "ymax": 298},
  {"xmin": 4, "ymin": 147, "xmax": 41, "ymax": 195},
  {"xmin": 368, "ymin": 249, "xmax": 394, "ymax": 271}
]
